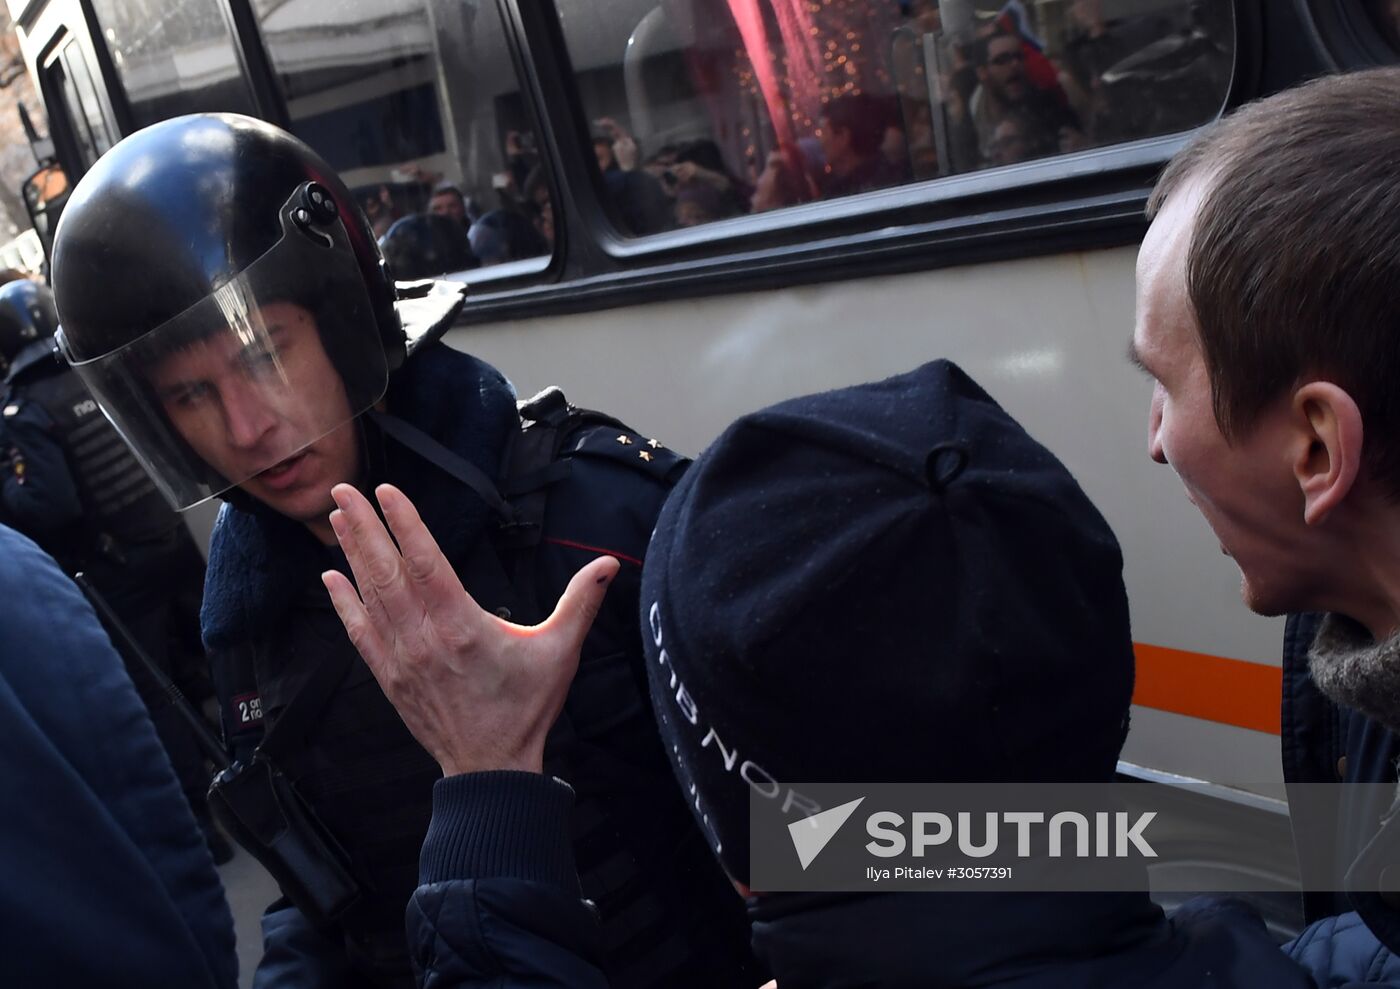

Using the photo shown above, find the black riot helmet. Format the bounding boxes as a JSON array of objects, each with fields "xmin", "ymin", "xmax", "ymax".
[
  {"xmin": 0, "ymin": 279, "xmax": 58, "ymax": 365},
  {"xmin": 50, "ymin": 114, "xmax": 406, "ymax": 510}
]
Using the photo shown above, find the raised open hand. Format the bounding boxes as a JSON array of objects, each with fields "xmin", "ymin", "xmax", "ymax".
[{"xmin": 321, "ymin": 482, "xmax": 619, "ymax": 777}]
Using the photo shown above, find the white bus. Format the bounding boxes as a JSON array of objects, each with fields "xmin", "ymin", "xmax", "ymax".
[{"xmin": 10, "ymin": 0, "xmax": 1399, "ymax": 938}]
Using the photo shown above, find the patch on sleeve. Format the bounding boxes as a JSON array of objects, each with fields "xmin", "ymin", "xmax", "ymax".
[{"xmin": 228, "ymin": 691, "xmax": 264, "ymax": 732}]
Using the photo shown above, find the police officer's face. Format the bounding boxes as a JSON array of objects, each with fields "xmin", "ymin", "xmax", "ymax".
[{"xmin": 149, "ymin": 301, "xmax": 361, "ymax": 540}]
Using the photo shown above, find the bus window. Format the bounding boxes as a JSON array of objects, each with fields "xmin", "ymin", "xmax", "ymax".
[
  {"xmin": 251, "ymin": 0, "xmax": 550, "ymax": 279},
  {"xmin": 89, "ymin": 0, "xmax": 258, "ymax": 129},
  {"xmin": 554, "ymin": 0, "xmax": 1234, "ymax": 233},
  {"xmin": 45, "ymin": 38, "xmax": 115, "ymax": 169}
]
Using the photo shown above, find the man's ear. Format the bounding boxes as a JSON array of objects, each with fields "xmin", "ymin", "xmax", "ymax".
[{"xmin": 1292, "ymin": 381, "xmax": 1364, "ymax": 526}]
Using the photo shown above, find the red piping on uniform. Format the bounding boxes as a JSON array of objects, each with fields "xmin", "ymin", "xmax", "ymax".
[{"xmin": 544, "ymin": 537, "xmax": 643, "ymax": 568}]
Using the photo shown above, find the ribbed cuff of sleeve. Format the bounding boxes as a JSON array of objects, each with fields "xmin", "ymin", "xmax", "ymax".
[{"xmin": 420, "ymin": 771, "xmax": 580, "ymax": 894}]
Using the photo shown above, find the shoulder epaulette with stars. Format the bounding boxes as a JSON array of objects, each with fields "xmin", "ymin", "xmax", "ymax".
[{"xmin": 566, "ymin": 424, "xmax": 687, "ymax": 482}]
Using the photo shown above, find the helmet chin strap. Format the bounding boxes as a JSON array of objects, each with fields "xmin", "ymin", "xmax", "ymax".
[
  {"xmin": 365, "ymin": 408, "xmax": 515, "ymax": 525},
  {"xmin": 357, "ymin": 408, "xmax": 387, "ymax": 494}
]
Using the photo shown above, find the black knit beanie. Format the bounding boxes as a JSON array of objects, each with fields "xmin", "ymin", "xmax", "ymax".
[{"xmin": 640, "ymin": 360, "xmax": 1135, "ymax": 885}]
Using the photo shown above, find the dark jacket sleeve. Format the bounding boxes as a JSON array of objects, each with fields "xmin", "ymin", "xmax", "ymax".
[
  {"xmin": 253, "ymin": 898, "xmax": 367, "ymax": 989},
  {"xmin": 1286, "ymin": 910, "xmax": 1400, "ymax": 986},
  {"xmin": 0, "ymin": 399, "xmax": 84, "ymax": 532},
  {"xmin": 408, "ymin": 771, "xmax": 610, "ymax": 988},
  {"xmin": 0, "ymin": 525, "xmax": 237, "ymax": 989}
]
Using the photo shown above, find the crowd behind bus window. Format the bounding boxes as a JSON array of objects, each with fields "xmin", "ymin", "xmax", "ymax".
[
  {"xmin": 76, "ymin": 0, "xmax": 1236, "ymax": 280},
  {"xmin": 318, "ymin": 0, "xmax": 1234, "ymax": 280},
  {"xmin": 547, "ymin": 0, "xmax": 1232, "ymax": 233},
  {"xmin": 364, "ymin": 130, "xmax": 555, "ymax": 280}
]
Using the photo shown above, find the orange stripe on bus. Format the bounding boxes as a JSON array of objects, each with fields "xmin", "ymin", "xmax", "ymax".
[{"xmin": 1131, "ymin": 643, "xmax": 1282, "ymax": 736}]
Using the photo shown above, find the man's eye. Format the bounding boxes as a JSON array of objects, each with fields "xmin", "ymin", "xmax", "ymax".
[
  {"xmin": 240, "ymin": 348, "xmax": 281, "ymax": 374},
  {"xmin": 170, "ymin": 383, "xmax": 212, "ymax": 409}
]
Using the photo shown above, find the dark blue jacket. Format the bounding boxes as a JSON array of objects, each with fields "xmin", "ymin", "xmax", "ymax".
[
  {"xmin": 406, "ymin": 772, "xmax": 1328, "ymax": 988},
  {"xmin": 0, "ymin": 524, "xmax": 237, "ymax": 988},
  {"xmin": 0, "ymin": 341, "xmax": 84, "ymax": 533},
  {"xmin": 1281, "ymin": 612, "xmax": 1400, "ymax": 985}
]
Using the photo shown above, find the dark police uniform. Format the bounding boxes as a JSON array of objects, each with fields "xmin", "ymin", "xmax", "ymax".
[
  {"xmin": 203, "ymin": 343, "xmax": 759, "ymax": 989},
  {"xmin": 43, "ymin": 111, "xmax": 758, "ymax": 989},
  {"xmin": 2, "ymin": 340, "xmax": 177, "ymax": 563},
  {"xmin": 0, "ymin": 338, "xmax": 217, "ymax": 835}
]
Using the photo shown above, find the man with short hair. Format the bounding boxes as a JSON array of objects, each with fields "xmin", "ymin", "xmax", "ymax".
[{"xmin": 1132, "ymin": 65, "xmax": 1400, "ymax": 980}]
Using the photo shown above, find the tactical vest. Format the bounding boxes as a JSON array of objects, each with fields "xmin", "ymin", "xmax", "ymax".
[
  {"xmin": 224, "ymin": 392, "xmax": 761, "ymax": 989},
  {"xmin": 19, "ymin": 367, "xmax": 177, "ymax": 545}
]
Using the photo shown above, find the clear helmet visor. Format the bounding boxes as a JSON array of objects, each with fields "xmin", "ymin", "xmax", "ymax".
[{"xmin": 57, "ymin": 187, "xmax": 388, "ymax": 510}]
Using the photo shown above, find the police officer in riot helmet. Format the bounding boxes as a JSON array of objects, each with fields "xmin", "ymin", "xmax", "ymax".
[
  {"xmin": 0, "ymin": 276, "xmax": 230, "ymax": 862},
  {"xmin": 0, "ymin": 278, "xmax": 55, "ymax": 376},
  {"xmin": 51, "ymin": 114, "xmax": 759, "ymax": 989}
]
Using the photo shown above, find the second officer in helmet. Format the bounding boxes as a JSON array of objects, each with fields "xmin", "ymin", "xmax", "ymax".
[{"xmin": 51, "ymin": 114, "xmax": 759, "ymax": 989}]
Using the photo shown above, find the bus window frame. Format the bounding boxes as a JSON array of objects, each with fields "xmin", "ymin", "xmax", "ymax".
[
  {"xmin": 495, "ymin": 0, "xmax": 604, "ymax": 286},
  {"xmin": 38, "ymin": 40, "xmax": 92, "ymax": 172},
  {"xmin": 1303, "ymin": 0, "xmax": 1400, "ymax": 68},
  {"xmin": 221, "ymin": 0, "xmax": 291, "ymax": 128},
  {"xmin": 54, "ymin": 34, "xmax": 111, "ymax": 158},
  {"xmin": 85, "ymin": 0, "xmax": 268, "ymax": 131},
  {"xmin": 27, "ymin": 0, "xmax": 130, "ymax": 182},
  {"xmin": 24, "ymin": 0, "xmax": 135, "ymax": 185}
]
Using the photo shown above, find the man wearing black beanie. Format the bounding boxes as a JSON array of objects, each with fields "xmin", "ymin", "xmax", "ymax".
[
  {"xmin": 320, "ymin": 361, "xmax": 1323, "ymax": 987},
  {"xmin": 642, "ymin": 357, "xmax": 1137, "ymax": 884}
]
